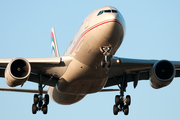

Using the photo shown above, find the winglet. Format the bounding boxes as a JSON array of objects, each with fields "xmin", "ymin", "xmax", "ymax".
[{"xmin": 51, "ymin": 28, "xmax": 59, "ymax": 57}]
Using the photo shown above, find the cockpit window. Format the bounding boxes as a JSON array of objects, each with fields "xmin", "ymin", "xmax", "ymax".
[
  {"xmin": 112, "ymin": 10, "xmax": 117, "ymax": 13},
  {"xmin": 97, "ymin": 11, "xmax": 104, "ymax": 16},
  {"xmin": 97, "ymin": 9, "xmax": 117, "ymax": 16},
  {"xmin": 104, "ymin": 10, "xmax": 111, "ymax": 13}
]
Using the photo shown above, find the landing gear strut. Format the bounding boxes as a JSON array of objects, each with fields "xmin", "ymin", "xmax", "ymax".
[
  {"xmin": 100, "ymin": 46, "xmax": 112, "ymax": 68},
  {"xmin": 32, "ymin": 75, "xmax": 49, "ymax": 114},
  {"xmin": 113, "ymin": 76, "xmax": 131, "ymax": 115}
]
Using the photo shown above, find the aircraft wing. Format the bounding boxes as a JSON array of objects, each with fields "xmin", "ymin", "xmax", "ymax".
[
  {"xmin": 105, "ymin": 56, "xmax": 180, "ymax": 88},
  {"xmin": 0, "ymin": 56, "xmax": 73, "ymax": 87}
]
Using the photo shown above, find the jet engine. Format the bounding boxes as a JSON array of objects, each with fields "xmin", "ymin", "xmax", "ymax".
[
  {"xmin": 150, "ymin": 60, "xmax": 175, "ymax": 89},
  {"xmin": 5, "ymin": 58, "xmax": 31, "ymax": 87}
]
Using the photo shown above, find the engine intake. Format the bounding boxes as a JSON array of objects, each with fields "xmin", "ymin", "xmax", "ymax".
[
  {"xmin": 150, "ymin": 60, "xmax": 175, "ymax": 89},
  {"xmin": 5, "ymin": 58, "xmax": 31, "ymax": 87}
]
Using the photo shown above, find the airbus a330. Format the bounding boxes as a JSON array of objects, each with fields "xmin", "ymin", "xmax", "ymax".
[{"xmin": 1, "ymin": 6, "xmax": 180, "ymax": 116}]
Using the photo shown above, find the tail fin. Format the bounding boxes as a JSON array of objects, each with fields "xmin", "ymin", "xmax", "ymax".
[{"xmin": 51, "ymin": 27, "xmax": 59, "ymax": 57}]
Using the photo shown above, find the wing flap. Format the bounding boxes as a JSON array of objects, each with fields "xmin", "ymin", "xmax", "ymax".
[
  {"xmin": 0, "ymin": 68, "xmax": 5, "ymax": 77},
  {"xmin": 28, "ymin": 73, "xmax": 58, "ymax": 87},
  {"xmin": 105, "ymin": 71, "xmax": 150, "ymax": 87}
]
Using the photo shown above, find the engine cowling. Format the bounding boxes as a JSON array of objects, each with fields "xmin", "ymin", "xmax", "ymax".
[
  {"xmin": 150, "ymin": 60, "xmax": 175, "ymax": 89},
  {"xmin": 5, "ymin": 58, "xmax": 31, "ymax": 87}
]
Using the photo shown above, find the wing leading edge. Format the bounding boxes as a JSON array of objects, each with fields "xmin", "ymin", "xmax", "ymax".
[
  {"xmin": 105, "ymin": 56, "xmax": 180, "ymax": 88},
  {"xmin": 0, "ymin": 56, "xmax": 73, "ymax": 87}
]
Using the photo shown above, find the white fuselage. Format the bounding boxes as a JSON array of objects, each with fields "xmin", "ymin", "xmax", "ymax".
[{"xmin": 48, "ymin": 6, "xmax": 125, "ymax": 105}]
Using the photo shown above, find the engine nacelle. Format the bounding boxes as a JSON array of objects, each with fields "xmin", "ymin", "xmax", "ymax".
[
  {"xmin": 150, "ymin": 60, "xmax": 175, "ymax": 89},
  {"xmin": 5, "ymin": 58, "xmax": 31, "ymax": 87}
]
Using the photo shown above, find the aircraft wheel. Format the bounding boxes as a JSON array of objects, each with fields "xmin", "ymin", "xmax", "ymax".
[
  {"xmin": 34, "ymin": 94, "xmax": 39, "ymax": 105},
  {"xmin": 44, "ymin": 94, "xmax": 49, "ymax": 105},
  {"xmin": 115, "ymin": 95, "xmax": 120, "ymax": 105},
  {"xmin": 32, "ymin": 104, "xmax": 37, "ymax": 114},
  {"xmin": 42, "ymin": 104, "xmax": 48, "ymax": 114},
  {"xmin": 113, "ymin": 105, "xmax": 119, "ymax": 115},
  {"xmin": 123, "ymin": 105, "xmax": 129, "ymax": 115},
  {"xmin": 125, "ymin": 95, "xmax": 131, "ymax": 106}
]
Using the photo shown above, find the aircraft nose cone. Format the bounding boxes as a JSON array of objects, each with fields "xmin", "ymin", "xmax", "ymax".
[{"xmin": 105, "ymin": 11, "xmax": 125, "ymax": 31}]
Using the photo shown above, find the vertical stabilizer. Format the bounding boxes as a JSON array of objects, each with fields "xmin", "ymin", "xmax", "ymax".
[{"xmin": 51, "ymin": 27, "xmax": 59, "ymax": 57}]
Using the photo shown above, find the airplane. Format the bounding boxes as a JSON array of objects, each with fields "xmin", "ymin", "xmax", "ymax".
[{"xmin": 0, "ymin": 6, "xmax": 180, "ymax": 116}]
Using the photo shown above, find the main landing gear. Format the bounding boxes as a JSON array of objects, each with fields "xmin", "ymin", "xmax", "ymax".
[
  {"xmin": 113, "ymin": 76, "xmax": 131, "ymax": 116},
  {"xmin": 32, "ymin": 75, "xmax": 50, "ymax": 114},
  {"xmin": 100, "ymin": 46, "xmax": 112, "ymax": 68}
]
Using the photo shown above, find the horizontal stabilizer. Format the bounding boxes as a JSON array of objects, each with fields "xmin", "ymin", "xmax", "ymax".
[{"xmin": 0, "ymin": 88, "xmax": 47, "ymax": 94}]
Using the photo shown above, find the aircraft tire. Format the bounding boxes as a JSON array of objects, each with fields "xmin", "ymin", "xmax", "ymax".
[
  {"xmin": 123, "ymin": 105, "xmax": 129, "ymax": 115},
  {"xmin": 42, "ymin": 104, "xmax": 48, "ymax": 114},
  {"xmin": 32, "ymin": 104, "xmax": 37, "ymax": 114},
  {"xmin": 125, "ymin": 95, "xmax": 131, "ymax": 106},
  {"xmin": 115, "ymin": 95, "xmax": 120, "ymax": 105},
  {"xmin": 34, "ymin": 94, "xmax": 39, "ymax": 105},
  {"xmin": 113, "ymin": 105, "xmax": 119, "ymax": 115},
  {"xmin": 44, "ymin": 94, "xmax": 49, "ymax": 105}
]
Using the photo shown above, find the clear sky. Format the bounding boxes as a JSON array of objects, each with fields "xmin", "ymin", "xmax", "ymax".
[{"xmin": 0, "ymin": 0, "xmax": 180, "ymax": 120}]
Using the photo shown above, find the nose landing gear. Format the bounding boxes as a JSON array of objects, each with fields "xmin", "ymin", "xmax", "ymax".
[{"xmin": 100, "ymin": 46, "xmax": 112, "ymax": 68}]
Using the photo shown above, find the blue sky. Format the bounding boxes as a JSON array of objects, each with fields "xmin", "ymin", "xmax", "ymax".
[{"xmin": 0, "ymin": 0, "xmax": 180, "ymax": 120}]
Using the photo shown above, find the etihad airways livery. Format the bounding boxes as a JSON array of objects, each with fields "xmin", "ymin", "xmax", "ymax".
[{"xmin": 0, "ymin": 6, "xmax": 180, "ymax": 115}]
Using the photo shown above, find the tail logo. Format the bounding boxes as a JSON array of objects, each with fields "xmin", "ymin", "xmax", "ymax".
[{"xmin": 51, "ymin": 28, "xmax": 59, "ymax": 57}]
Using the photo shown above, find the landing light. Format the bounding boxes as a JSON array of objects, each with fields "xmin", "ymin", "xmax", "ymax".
[{"xmin": 116, "ymin": 59, "xmax": 120, "ymax": 63}]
